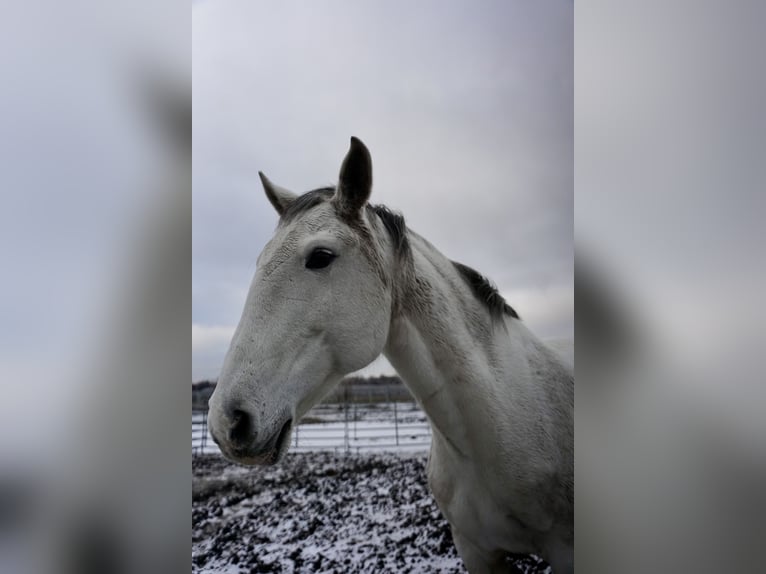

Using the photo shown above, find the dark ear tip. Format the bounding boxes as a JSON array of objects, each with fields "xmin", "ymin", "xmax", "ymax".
[{"xmin": 349, "ymin": 136, "xmax": 368, "ymax": 154}]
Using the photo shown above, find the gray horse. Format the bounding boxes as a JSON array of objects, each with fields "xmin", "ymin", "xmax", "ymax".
[{"xmin": 208, "ymin": 138, "xmax": 573, "ymax": 573}]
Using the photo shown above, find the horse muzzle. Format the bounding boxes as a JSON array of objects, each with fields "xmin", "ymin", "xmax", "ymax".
[{"xmin": 209, "ymin": 407, "xmax": 293, "ymax": 466}]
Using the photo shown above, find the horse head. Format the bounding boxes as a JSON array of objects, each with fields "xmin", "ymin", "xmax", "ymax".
[{"xmin": 208, "ymin": 138, "xmax": 395, "ymax": 464}]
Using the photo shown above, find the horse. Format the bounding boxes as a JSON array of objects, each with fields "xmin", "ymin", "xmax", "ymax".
[{"xmin": 208, "ymin": 137, "xmax": 574, "ymax": 573}]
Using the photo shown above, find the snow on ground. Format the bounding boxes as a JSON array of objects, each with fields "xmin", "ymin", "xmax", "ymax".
[{"xmin": 193, "ymin": 451, "xmax": 550, "ymax": 573}]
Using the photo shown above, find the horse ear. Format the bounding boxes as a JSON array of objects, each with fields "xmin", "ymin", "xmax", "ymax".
[
  {"xmin": 259, "ymin": 172, "xmax": 297, "ymax": 216},
  {"xmin": 335, "ymin": 136, "xmax": 372, "ymax": 216}
]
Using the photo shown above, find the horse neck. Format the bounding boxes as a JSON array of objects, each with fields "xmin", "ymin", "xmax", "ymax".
[{"xmin": 382, "ymin": 233, "xmax": 536, "ymax": 458}]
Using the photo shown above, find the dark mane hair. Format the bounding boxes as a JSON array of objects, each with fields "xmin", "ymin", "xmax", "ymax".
[
  {"xmin": 367, "ymin": 203, "xmax": 409, "ymax": 256},
  {"xmin": 279, "ymin": 187, "xmax": 335, "ymax": 223},
  {"xmin": 451, "ymin": 261, "xmax": 520, "ymax": 320}
]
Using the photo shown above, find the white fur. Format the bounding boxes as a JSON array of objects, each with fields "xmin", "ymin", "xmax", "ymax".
[
  {"xmin": 382, "ymin": 231, "xmax": 573, "ymax": 573},
  {"xmin": 209, "ymin": 140, "xmax": 573, "ymax": 572}
]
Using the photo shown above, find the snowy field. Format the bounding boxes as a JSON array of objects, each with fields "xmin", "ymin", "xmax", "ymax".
[
  {"xmin": 192, "ymin": 452, "xmax": 550, "ymax": 573},
  {"xmin": 193, "ymin": 403, "xmax": 550, "ymax": 572}
]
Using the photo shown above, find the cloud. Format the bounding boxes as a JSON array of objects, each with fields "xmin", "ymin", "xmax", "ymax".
[
  {"xmin": 192, "ymin": 324, "xmax": 236, "ymax": 380},
  {"xmin": 192, "ymin": 324, "xmax": 235, "ymax": 353},
  {"xmin": 501, "ymin": 286, "xmax": 574, "ymax": 340}
]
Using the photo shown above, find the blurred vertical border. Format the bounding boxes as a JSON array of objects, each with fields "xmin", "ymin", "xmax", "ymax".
[
  {"xmin": 576, "ymin": 1, "xmax": 765, "ymax": 572},
  {"xmin": 0, "ymin": 1, "xmax": 190, "ymax": 573}
]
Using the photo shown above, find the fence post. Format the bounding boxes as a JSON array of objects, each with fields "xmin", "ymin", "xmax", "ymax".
[
  {"xmin": 202, "ymin": 410, "xmax": 208, "ymax": 452},
  {"xmin": 393, "ymin": 397, "xmax": 399, "ymax": 445},
  {"xmin": 294, "ymin": 420, "xmax": 299, "ymax": 448},
  {"xmin": 343, "ymin": 386, "xmax": 350, "ymax": 453}
]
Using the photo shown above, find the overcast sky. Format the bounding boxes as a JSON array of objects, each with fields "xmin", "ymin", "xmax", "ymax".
[{"xmin": 192, "ymin": 0, "xmax": 573, "ymax": 381}]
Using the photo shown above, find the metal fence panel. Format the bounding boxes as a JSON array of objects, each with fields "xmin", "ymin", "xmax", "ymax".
[{"xmin": 193, "ymin": 394, "xmax": 431, "ymax": 456}]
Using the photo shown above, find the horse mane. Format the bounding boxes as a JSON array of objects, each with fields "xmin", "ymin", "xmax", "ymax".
[
  {"xmin": 277, "ymin": 187, "xmax": 518, "ymax": 320},
  {"xmin": 451, "ymin": 261, "xmax": 520, "ymax": 320},
  {"xmin": 367, "ymin": 204, "xmax": 408, "ymax": 256},
  {"xmin": 368, "ymin": 206, "xmax": 519, "ymax": 320}
]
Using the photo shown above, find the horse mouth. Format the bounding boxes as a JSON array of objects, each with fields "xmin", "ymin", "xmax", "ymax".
[
  {"xmin": 230, "ymin": 417, "xmax": 292, "ymax": 466},
  {"xmin": 269, "ymin": 417, "xmax": 293, "ymax": 463}
]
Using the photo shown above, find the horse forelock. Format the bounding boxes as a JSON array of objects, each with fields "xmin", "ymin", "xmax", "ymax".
[{"xmin": 279, "ymin": 187, "xmax": 335, "ymax": 224}]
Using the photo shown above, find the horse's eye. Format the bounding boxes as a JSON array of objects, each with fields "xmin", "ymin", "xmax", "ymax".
[{"xmin": 306, "ymin": 248, "xmax": 336, "ymax": 270}]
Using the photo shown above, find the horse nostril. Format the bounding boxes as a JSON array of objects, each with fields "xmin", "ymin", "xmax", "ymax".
[{"xmin": 228, "ymin": 409, "xmax": 252, "ymax": 445}]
